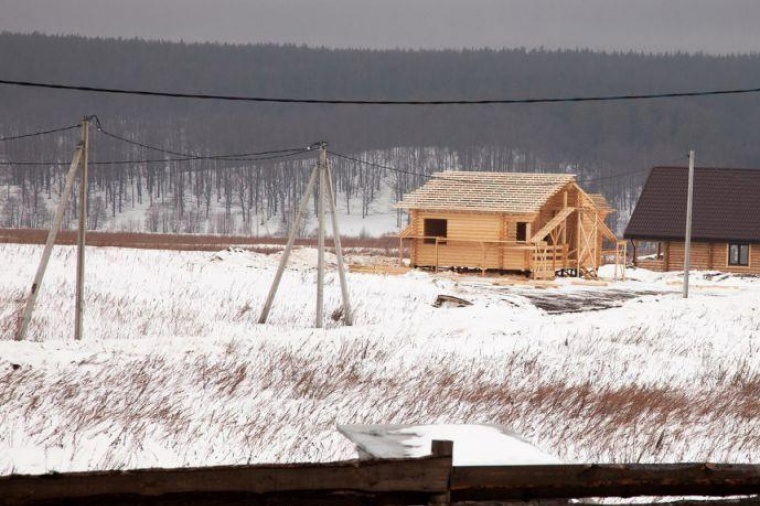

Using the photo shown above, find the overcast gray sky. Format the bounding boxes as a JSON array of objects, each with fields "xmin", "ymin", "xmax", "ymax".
[{"xmin": 1, "ymin": 0, "xmax": 759, "ymax": 54}]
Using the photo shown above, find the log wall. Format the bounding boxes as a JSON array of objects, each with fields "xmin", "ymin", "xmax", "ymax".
[
  {"xmin": 407, "ymin": 183, "xmax": 609, "ymax": 273},
  {"xmin": 411, "ymin": 210, "xmax": 543, "ymax": 270},
  {"xmin": 664, "ymin": 242, "xmax": 760, "ymax": 274}
]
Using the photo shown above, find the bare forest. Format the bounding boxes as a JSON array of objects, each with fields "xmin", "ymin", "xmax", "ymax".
[{"xmin": 3, "ymin": 33, "xmax": 760, "ymax": 235}]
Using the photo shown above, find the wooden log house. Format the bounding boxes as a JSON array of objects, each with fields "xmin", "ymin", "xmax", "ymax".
[
  {"xmin": 396, "ymin": 172, "xmax": 624, "ymax": 279},
  {"xmin": 625, "ymin": 166, "xmax": 760, "ymax": 274}
]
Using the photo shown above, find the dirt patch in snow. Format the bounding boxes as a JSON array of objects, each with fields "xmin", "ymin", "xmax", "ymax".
[{"xmin": 507, "ymin": 288, "xmax": 668, "ymax": 314}]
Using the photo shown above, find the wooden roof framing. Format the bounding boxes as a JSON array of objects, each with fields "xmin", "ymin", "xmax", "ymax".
[
  {"xmin": 396, "ymin": 171, "xmax": 576, "ymax": 213},
  {"xmin": 588, "ymin": 193, "xmax": 614, "ymax": 213}
]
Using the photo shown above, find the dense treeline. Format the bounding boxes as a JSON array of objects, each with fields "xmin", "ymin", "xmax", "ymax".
[{"xmin": 2, "ymin": 32, "xmax": 760, "ymax": 234}]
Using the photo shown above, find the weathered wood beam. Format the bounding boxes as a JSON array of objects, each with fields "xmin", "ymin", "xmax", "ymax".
[
  {"xmin": 451, "ymin": 463, "xmax": 760, "ymax": 502},
  {"xmin": 0, "ymin": 456, "xmax": 452, "ymax": 506}
]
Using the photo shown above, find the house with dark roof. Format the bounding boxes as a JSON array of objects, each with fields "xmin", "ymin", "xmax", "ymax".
[
  {"xmin": 396, "ymin": 171, "xmax": 622, "ymax": 279},
  {"xmin": 625, "ymin": 166, "xmax": 760, "ymax": 274}
]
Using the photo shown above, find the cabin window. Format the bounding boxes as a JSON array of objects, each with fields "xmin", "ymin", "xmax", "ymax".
[
  {"xmin": 516, "ymin": 222, "xmax": 528, "ymax": 242},
  {"xmin": 424, "ymin": 219, "xmax": 447, "ymax": 244},
  {"xmin": 728, "ymin": 243, "xmax": 750, "ymax": 266}
]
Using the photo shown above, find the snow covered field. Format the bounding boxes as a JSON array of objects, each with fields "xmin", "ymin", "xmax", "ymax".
[{"xmin": 1, "ymin": 243, "xmax": 759, "ymax": 475}]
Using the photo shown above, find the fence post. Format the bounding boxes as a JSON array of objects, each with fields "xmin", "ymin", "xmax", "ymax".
[{"xmin": 429, "ymin": 440, "xmax": 453, "ymax": 506}]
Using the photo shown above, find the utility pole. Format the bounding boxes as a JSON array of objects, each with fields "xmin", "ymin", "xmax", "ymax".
[
  {"xmin": 75, "ymin": 116, "xmax": 90, "ymax": 340},
  {"xmin": 325, "ymin": 154, "xmax": 353, "ymax": 326},
  {"xmin": 683, "ymin": 150, "xmax": 695, "ymax": 299},
  {"xmin": 316, "ymin": 144, "xmax": 326, "ymax": 328},
  {"xmin": 16, "ymin": 143, "xmax": 84, "ymax": 341},
  {"xmin": 258, "ymin": 142, "xmax": 352, "ymax": 328}
]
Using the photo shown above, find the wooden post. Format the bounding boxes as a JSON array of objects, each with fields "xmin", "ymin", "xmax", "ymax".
[
  {"xmin": 435, "ymin": 238, "xmax": 439, "ymax": 273},
  {"xmin": 75, "ymin": 116, "xmax": 89, "ymax": 341},
  {"xmin": 683, "ymin": 150, "xmax": 695, "ymax": 298},
  {"xmin": 316, "ymin": 148, "xmax": 326, "ymax": 329},
  {"xmin": 664, "ymin": 241, "xmax": 670, "ymax": 271},
  {"xmin": 258, "ymin": 164, "xmax": 319, "ymax": 324},
  {"xmin": 429, "ymin": 440, "xmax": 453, "ymax": 506},
  {"xmin": 563, "ymin": 242, "xmax": 569, "ymax": 270},
  {"xmin": 16, "ymin": 144, "xmax": 84, "ymax": 341},
  {"xmin": 481, "ymin": 242, "xmax": 486, "ymax": 276},
  {"xmin": 324, "ymin": 155, "xmax": 352, "ymax": 326},
  {"xmin": 552, "ymin": 243, "xmax": 557, "ymax": 273},
  {"xmin": 576, "ymin": 209, "xmax": 582, "ymax": 277},
  {"xmin": 592, "ymin": 212, "xmax": 599, "ymax": 274},
  {"xmin": 622, "ymin": 241, "xmax": 628, "ymax": 280},
  {"xmin": 562, "ymin": 193, "xmax": 569, "ymax": 271}
]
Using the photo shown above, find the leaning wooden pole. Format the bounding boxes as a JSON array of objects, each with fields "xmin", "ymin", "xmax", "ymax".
[
  {"xmin": 258, "ymin": 164, "xmax": 319, "ymax": 324},
  {"xmin": 16, "ymin": 144, "xmax": 84, "ymax": 341},
  {"xmin": 74, "ymin": 116, "xmax": 90, "ymax": 341},
  {"xmin": 325, "ymin": 153, "xmax": 353, "ymax": 326}
]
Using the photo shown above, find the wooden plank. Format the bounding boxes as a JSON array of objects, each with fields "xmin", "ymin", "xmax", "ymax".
[
  {"xmin": 570, "ymin": 279, "xmax": 608, "ymax": 287},
  {"xmin": 0, "ymin": 457, "xmax": 452, "ymax": 506},
  {"xmin": 451, "ymin": 463, "xmax": 760, "ymax": 502},
  {"xmin": 529, "ymin": 207, "xmax": 574, "ymax": 243},
  {"xmin": 348, "ymin": 264, "xmax": 411, "ymax": 275}
]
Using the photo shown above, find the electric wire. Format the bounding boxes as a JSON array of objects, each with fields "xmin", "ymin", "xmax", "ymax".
[
  {"xmin": 0, "ymin": 148, "xmax": 314, "ymax": 167},
  {"xmin": 328, "ymin": 150, "xmax": 657, "ymax": 186},
  {"xmin": 0, "ymin": 123, "xmax": 80, "ymax": 141},
  {"xmin": 92, "ymin": 116, "xmax": 316, "ymax": 160},
  {"xmin": 2, "ymin": 78, "xmax": 760, "ymax": 105}
]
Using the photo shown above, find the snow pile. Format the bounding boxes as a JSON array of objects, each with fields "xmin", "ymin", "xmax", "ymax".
[{"xmin": 393, "ymin": 425, "xmax": 561, "ymax": 466}]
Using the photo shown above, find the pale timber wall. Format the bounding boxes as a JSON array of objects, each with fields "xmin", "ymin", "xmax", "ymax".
[
  {"xmin": 411, "ymin": 210, "xmax": 542, "ymax": 270},
  {"xmin": 665, "ymin": 242, "xmax": 760, "ymax": 275},
  {"xmin": 503, "ymin": 212, "xmax": 537, "ymax": 270},
  {"xmin": 407, "ymin": 183, "xmax": 611, "ymax": 272},
  {"xmin": 412, "ymin": 210, "xmax": 503, "ymax": 268}
]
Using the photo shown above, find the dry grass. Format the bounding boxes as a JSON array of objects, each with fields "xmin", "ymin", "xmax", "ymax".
[
  {"xmin": 3, "ymin": 327, "xmax": 758, "ymax": 472},
  {"xmin": 0, "ymin": 228, "xmax": 399, "ymax": 253}
]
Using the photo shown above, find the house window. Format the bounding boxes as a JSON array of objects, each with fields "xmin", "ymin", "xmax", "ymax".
[
  {"xmin": 728, "ymin": 243, "xmax": 750, "ymax": 266},
  {"xmin": 516, "ymin": 222, "xmax": 528, "ymax": 242},
  {"xmin": 424, "ymin": 219, "xmax": 447, "ymax": 244}
]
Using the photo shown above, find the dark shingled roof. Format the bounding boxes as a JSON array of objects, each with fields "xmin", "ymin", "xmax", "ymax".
[{"xmin": 624, "ymin": 166, "xmax": 760, "ymax": 244}]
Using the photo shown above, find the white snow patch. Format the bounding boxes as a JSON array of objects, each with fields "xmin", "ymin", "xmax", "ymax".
[{"xmin": 393, "ymin": 425, "xmax": 561, "ymax": 466}]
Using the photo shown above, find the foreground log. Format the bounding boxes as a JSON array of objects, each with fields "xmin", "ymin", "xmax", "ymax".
[
  {"xmin": 0, "ymin": 454, "xmax": 451, "ymax": 506},
  {"xmin": 451, "ymin": 463, "xmax": 760, "ymax": 502}
]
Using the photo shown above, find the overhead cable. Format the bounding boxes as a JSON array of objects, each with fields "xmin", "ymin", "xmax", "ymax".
[
  {"xmin": 329, "ymin": 150, "xmax": 655, "ymax": 186},
  {"xmin": 2, "ymin": 78, "xmax": 760, "ymax": 105},
  {"xmin": 0, "ymin": 123, "xmax": 80, "ymax": 141},
  {"xmin": 92, "ymin": 116, "xmax": 317, "ymax": 160},
  {"xmin": 0, "ymin": 149, "xmax": 312, "ymax": 167}
]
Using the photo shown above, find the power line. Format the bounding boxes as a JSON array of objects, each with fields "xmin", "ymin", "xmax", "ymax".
[
  {"xmin": 578, "ymin": 168, "xmax": 650, "ymax": 184},
  {"xmin": 0, "ymin": 123, "xmax": 80, "ymax": 141},
  {"xmin": 0, "ymin": 148, "xmax": 313, "ymax": 168},
  {"xmin": 0, "ymin": 117, "xmax": 317, "ymax": 167},
  {"xmin": 92, "ymin": 116, "xmax": 316, "ymax": 160},
  {"xmin": 328, "ymin": 150, "xmax": 666, "ymax": 186},
  {"xmin": 2, "ymin": 78, "xmax": 760, "ymax": 105}
]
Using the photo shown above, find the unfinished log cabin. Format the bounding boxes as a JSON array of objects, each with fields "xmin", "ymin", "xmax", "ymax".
[
  {"xmin": 396, "ymin": 172, "xmax": 624, "ymax": 279},
  {"xmin": 625, "ymin": 166, "xmax": 760, "ymax": 274}
]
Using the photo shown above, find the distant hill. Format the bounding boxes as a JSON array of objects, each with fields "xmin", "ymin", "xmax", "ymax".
[{"xmin": 2, "ymin": 32, "xmax": 760, "ymax": 234}]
